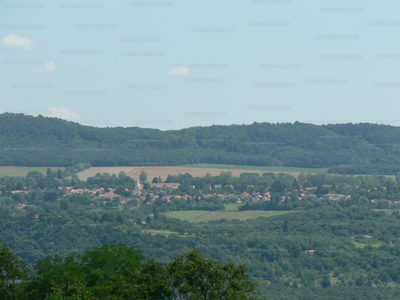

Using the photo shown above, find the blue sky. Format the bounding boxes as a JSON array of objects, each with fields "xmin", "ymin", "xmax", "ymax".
[{"xmin": 1, "ymin": 0, "xmax": 400, "ymax": 130}]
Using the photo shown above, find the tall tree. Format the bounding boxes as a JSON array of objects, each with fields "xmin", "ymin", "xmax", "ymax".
[
  {"xmin": 283, "ymin": 219, "xmax": 290, "ymax": 234},
  {"xmin": 139, "ymin": 171, "xmax": 148, "ymax": 183},
  {"xmin": 46, "ymin": 168, "xmax": 52, "ymax": 179}
]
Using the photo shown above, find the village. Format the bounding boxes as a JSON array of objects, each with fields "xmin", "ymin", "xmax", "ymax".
[{"xmin": 6, "ymin": 173, "xmax": 400, "ymax": 216}]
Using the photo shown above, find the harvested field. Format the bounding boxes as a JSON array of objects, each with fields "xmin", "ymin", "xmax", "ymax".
[{"xmin": 76, "ymin": 164, "xmax": 328, "ymax": 181}]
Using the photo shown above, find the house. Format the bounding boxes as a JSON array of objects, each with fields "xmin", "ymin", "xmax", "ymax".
[
  {"xmin": 150, "ymin": 183, "xmax": 180, "ymax": 190},
  {"xmin": 322, "ymin": 193, "xmax": 350, "ymax": 201},
  {"xmin": 213, "ymin": 184, "xmax": 222, "ymax": 189},
  {"xmin": 304, "ymin": 187, "xmax": 317, "ymax": 191},
  {"xmin": 239, "ymin": 192, "xmax": 251, "ymax": 200},
  {"xmin": 15, "ymin": 203, "xmax": 26, "ymax": 211},
  {"xmin": 141, "ymin": 229, "xmax": 152, "ymax": 235},
  {"xmin": 203, "ymin": 184, "xmax": 212, "ymax": 191},
  {"xmin": 100, "ymin": 192, "xmax": 117, "ymax": 200}
]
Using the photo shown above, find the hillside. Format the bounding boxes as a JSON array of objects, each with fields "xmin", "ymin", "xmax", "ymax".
[{"xmin": 1, "ymin": 113, "xmax": 400, "ymax": 174}]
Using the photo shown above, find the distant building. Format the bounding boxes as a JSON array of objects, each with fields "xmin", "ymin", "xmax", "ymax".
[
  {"xmin": 203, "ymin": 184, "xmax": 212, "ymax": 191},
  {"xmin": 150, "ymin": 183, "xmax": 180, "ymax": 190},
  {"xmin": 134, "ymin": 179, "xmax": 140, "ymax": 190},
  {"xmin": 322, "ymin": 193, "xmax": 350, "ymax": 201}
]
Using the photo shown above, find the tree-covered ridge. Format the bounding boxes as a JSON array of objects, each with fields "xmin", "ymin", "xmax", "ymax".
[{"xmin": 2, "ymin": 113, "xmax": 400, "ymax": 173}]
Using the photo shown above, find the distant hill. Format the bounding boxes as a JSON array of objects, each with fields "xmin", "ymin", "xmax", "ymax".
[{"xmin": 1, "ymin": 113, "xmax": 400, "ymax": 174}]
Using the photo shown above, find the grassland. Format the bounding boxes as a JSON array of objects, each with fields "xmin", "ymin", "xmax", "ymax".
[
  {"xmin": 149, "ymin": 230, "xmax": 179, "ymax": 236},
  {"xmin": 0, "ymin": 166, "xmax": 65, "ymax": 177},
  {"xmin": 372, "ymin": 209, "xmax": 400, "ymax": 215},
  {"xmin": 76, "ymin": 164, "xmax": 328, "ymax": 181},
  {"xmin": 352, "ymin": 241, "xmax": 383, "ymax": 248},
  {"xmin": 162, "ymin": 210, "xmax": 210, "ymax": 221},
  {"xmin": 163, "ymin": 210, "xmax": 296, "ymax": 223},
  {"xmin": 224, "ymin": 203, "xmax": 242, "ymax": 211}
]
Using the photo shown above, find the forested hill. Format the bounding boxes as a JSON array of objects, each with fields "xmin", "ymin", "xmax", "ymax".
[{"xmin": 1, "ymin": 113, "xmax": 400, "ymax": 173}]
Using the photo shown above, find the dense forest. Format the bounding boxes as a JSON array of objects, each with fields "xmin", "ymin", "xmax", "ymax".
[{"xmin": 2, "ymin": 113, "xmax": 400, "ymax": 174}]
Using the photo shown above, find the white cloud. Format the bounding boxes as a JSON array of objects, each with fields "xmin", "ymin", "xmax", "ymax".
[
  {"xmin": 32, "ymin": 61, "xmax": 56, "ymax": 74},
  {"xmin": 0, "ymin": 34, "xmax": 35, "ymax": 50},
  {"xmin": 40, "ymin": 107, "xmax": 81, "ymax": 122},
  {"xmin": 168, "ymin": 66, "xmax": 190, "ymax": 76}
]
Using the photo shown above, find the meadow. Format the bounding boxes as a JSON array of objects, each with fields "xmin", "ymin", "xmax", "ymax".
[
  {"xmin": 0, "ymin": 166, "xmax": 64, "ymax": 177},
  {"xmin": 163, "ymin": 210, "xmax": 296, "ymax": 223}
]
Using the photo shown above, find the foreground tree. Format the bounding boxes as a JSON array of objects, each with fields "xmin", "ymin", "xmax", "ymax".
[
  {"xmin": 167, "ymin": 250, "xmax": 260, "ymax": 300},
  {"xmin": 22, "ymin": 244, "xmax": 262, "ymax": 299},
  {"xmin": 27, "ymin": 244, "xmax": 144, "ymax": 300},
  {"xmin": 0, "ymin": 245, "xmax": 29, "ymax": 300}
]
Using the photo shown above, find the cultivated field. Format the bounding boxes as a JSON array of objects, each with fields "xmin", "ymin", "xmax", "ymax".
[
  {"xmin": 163, "ymin": 210, "xmax": 296, "ymax": 223},
  {"xmin": 0, "ymin": 166, "xmax": 64, "ymax": 177},
  {"xmin": 76, "ymin": 164, "xmax": 328, "ymax": 181}
]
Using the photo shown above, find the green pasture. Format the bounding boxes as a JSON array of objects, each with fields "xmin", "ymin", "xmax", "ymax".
[
  {"xmin": 352, "ymin": 241, "xmax": 383, "ymax": 248},
  {"xmin": 163, "ymin": 210, "xmax": 296, "ymax": 223},
  {"xmin": 0, "ymin": 166, "xmax": 65, "ymax": 177}
]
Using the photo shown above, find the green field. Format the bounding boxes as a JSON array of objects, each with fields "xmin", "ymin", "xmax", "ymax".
[
  {"xmin": 372, "ymin": 209, "xmax": 400, "ymax": 215},
  {"xmin": 0, "ymin": 166, "xmax": 65, "ymax": 177},
  {"xmin": 224, "ymin": 203, "xmax": 242, "ymax": 211},
  {"xmin": 149, "ymin": 230, "xmax": 179, "ymax": 236},
  {"xmin": 162, "ymin": 210, "xmax": 210, "ymax": 221},
  {"xmin": 352, "ymin": 241, "xmax": 383, "ymax": 248},
  {"xmin": 180, "ymin": 164, "xmax": 329, "ymax": 174},
  {"xmin": 163, "ymin": 210, "xmax": 296, "ymax": 223}
]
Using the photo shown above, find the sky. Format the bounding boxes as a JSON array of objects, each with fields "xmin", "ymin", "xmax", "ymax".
[{"xmin": 1, "ymin": 0, "xmax": 400, "ymax": 130}]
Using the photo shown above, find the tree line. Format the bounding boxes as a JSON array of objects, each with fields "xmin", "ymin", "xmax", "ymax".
[{"xmin": 3, "ymin": 113, "xmax": 400, "ymax": 173}]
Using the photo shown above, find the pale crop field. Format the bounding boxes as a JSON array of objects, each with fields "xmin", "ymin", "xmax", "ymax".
[{"xmin": 76, "ymin": 164, "xmax": 328, "ymax": 181}]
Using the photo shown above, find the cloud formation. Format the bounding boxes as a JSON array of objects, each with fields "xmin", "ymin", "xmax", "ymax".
[
  {"xmin": 32, "ymin": 61, "xmax": 56, "ymax": 74},
  {"xmin": 168, "ymin": 66, "xmax": 190, "ymax": 76},
  {"xmin": 41, "ymin": 107, "xmax": 81, "ymax": 121},
  {"xmin": 0, "ymin": 34, "xmax": 35, "ymax": 50}
]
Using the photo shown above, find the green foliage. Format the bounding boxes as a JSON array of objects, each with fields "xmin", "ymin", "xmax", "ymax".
[
  {"xmin": 0, "ymin": 244, "xmax": 29, "ymax": 299},
  {"xmin": 167, "ymin": 250, "xmax": 259, "ymax": 299},
  {"xmin": 21, "ymin": 244, "xmax": 261, "ymax": 299}
]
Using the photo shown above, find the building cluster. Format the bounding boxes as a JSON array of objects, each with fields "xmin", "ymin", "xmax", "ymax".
[{"xmin": 9, "ymin": 179, "xmax": 400, "ymax": 212}]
